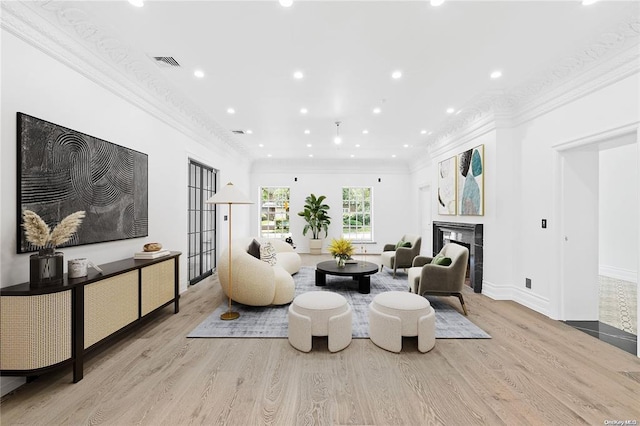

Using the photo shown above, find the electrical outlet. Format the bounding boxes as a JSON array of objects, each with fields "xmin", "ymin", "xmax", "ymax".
[
  {"xmin": 526, "ymin": 278, "xmax": 532, "ymax": 289},
  {"xmin": 541, "ymin": 219, "xmax": 547, "ymax": 229}
]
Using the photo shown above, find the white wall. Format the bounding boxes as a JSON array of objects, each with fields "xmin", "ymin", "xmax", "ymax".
[
  {"xmin": 599, "ymin": 143, "xmax": 639, "ymax": 282},
  {"xmin": 410, "ymin": 162, "xmax": 434, "ymax": 254},
  {"xmin": 1, "ymin": 29, "xmax": 250, "ymax": 394},
  {"xmin": 251, "ymin": 160, "xmax": 416, "ymax": 254},
  {"xmin": 523, "ymin": 74, "xmax": 639, "ymax": 320}
]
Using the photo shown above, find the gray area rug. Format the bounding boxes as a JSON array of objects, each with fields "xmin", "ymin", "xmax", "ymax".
[{"xmin": 188, "ymin": 266, "xmax": 490, "ymax": 339}]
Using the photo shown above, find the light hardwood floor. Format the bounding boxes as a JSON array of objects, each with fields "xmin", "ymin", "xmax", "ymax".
[{"xmin": 1, "ymin": 255, "xmax": 639, "ymax": 425}]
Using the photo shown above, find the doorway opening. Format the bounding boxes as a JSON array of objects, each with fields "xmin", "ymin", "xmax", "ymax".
[
  {"xmin": 559, "ymin": 130, "xmax": 637, "ymax": 355},
  {"xmin": 418, "ymin": 185, "xmax": 432, "ymax": 256}
]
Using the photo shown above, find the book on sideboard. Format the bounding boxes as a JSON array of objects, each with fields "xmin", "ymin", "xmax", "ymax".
[{"xmin": 134, "ymin": 250, "xmax": 170, "ymax": 260}]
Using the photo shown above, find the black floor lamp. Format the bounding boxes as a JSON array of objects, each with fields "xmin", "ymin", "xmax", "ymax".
[{"xmin": 205, "ymin": 182, "xmax": 253, "ymax": 320}]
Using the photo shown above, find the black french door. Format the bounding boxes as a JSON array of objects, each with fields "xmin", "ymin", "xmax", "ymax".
[{"xmin": 188, "ymin": 160, "xmax": 217, "ymax": 285}]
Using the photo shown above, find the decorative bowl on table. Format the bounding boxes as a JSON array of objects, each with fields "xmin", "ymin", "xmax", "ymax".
[{"xmin": 143, "ymin": 242, "xmax": 162, "ymax": 252}]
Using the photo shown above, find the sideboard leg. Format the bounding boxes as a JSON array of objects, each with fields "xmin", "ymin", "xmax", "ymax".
[{"xmin": 72, "ymin": 285, "xmax": 84, "ymax": 383}]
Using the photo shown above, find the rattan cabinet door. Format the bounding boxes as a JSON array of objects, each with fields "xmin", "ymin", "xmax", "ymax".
[
  {"xmin": 84, "ymin": 271, "xmax": 138, "ymax": 349},
  {"xmin": 0, "ymin": 291, "xmax": 72, "ymax": 370},
  {"xmin": 141, "ymin": 259, "xmax": 175, "ymax": 316}
]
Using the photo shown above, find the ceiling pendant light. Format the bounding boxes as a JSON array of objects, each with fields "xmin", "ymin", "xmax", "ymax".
[{"xmin": 334, "ymin": 121, "xmax": 342, "ymax": 145}]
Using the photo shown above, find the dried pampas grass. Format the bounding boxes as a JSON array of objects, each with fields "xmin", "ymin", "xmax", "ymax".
[
  {"xmin": 23, "ymin": 209, "xmax": 86, "ymax": 248},
  {"xmin": 50, "ymin": 211, "xmax": 86, "ymax": 247},
  {"xmin": 22, "ymin": 210, "xmax": 50, "ymax": 247}
]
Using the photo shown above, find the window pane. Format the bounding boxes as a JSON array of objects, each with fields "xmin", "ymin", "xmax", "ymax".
[
  {"xmin": 259, "ymin": 186, "xmax": 291, "ymax": 239},
  {"xmin": 341, "ymin": 186, "xmax": 373, "ymax": 241}
]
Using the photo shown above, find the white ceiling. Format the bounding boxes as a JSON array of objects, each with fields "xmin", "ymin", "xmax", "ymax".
[{"xmin": 42, "ymin": 1, "xmax": 636, "ymax": 163}]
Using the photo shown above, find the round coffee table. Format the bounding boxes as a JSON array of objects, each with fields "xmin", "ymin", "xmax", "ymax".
[{"xmin": 315, "ymin": 260, "xmax": 379, "ymax": 294}]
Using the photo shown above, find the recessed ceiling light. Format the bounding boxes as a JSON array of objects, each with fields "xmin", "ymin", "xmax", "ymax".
[
  {"xmin": 420, "ymin": 130, "xmax": 427, "ymax": 135},
  {"xmin": 304, "ymin": 129, "xmax": 310, "ymax": 134},
  {"xmin": 362, "ymin": 129, "xmax": 369, "ymax": 134},
  {"xmin": 293, "ymin": 70, "xmax": 304, "ymax": 79},
  {"xmin": 246, "ymin": 129, "xmax": 253, "ymax": 134},
  {"xmin": 430, "ymin": 0, "xmax": 445, "ymax": 6},
  {"xmin": 403, "ymin": 144, "xmax": 409, "ymax": 148},
  {"xmin": 391, "ymin": 70, "xmax": 402, "ymax": 79},
  {"xmin": 490, "ymin": 70, "xmax": 502, "ymax": 79},
  {"xmin": 227, "ymin": 107, "xmax": 235, "ymax": 114},
  {"xmin": 308, "ymin": 154, "xmax": 313, "ymax": 158},
  {"xmin": 350, "ymin": 154, "xmax": 355, "ymax": 158},
  {"xmin": 194, "ymin": 69, "xmax": 205, "ymax": 78},
  {"xmin": 582, "ymin": 0, "xmax": 599, "ymax": 5},
  {"xmin": 446, "ymin": 107, "xmax": 455, "ymax": 114},
  {"xmin": 391, "ymin": 154, "xmax": 397, "ymax": 158},
  {"xmin": 279, "ymin": 0, "xmax": 293, "ymax": 7},
  {"xmin": 306, "ymin": 143, "xmax": 312, "ymax": 148},
  {"xmin": 373, "ymin": 107, "xmax": 381, "ymax": 114},
  {"xmin": 267, "ymin": 154, "xmax": 272, "ymax": 157},
  {"xmin": 128, "ymin": 0, "xmax": 144, "ymax": 7},
  {"xmin": 300, "ymin": 108, "xmax": 308, "ymax": 114},
  {"xmin": 258, "ymin": 144, "xmax": 264, "ymax": 148},
  {"xmin": 355, "ymin": 144, "xmax": 361, "ymax": 148}
]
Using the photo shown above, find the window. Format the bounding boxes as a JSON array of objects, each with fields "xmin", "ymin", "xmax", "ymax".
[
  {"xmin": 342, "ymin": 187, "xmax": 372, "ymax": 241},
  {"xmin": 260, "ymin": 187, "xmax": 291, "ymax": 239}
]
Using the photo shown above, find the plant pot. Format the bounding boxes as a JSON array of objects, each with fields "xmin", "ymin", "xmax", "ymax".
[
  {"xmin": 309, "ymin": 238, "xmax": 323, "ymax": 255},
  {"xmin": 29, "ymin": 248, "xmax": 64, "ymax": 286}
]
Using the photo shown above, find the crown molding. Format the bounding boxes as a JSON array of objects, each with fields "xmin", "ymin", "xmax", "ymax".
[
  {"xmin": 552, "ymin": 121, "xmax": 640, "ymax": 152},
  {"xmin": 427, "ymin": 7, "xmax": 640, "ymax": 154},
  {"xmin": 1, "ymin": 1, "xmax": 250, "ymax": 162},
  {"xmin": 509, "ymin": 11, "xmax": 640, "ymax": 125}
]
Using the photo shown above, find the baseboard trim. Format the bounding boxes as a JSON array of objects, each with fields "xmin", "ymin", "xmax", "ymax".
[
  {"xmin": 599, "ymin": 266, "xmax": 638, "ymax": 283},
  {"xmin": 482, "ymin": 281, "xmax": 551, "ymax": 317}
]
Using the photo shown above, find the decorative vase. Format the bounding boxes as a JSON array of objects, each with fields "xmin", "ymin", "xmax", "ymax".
[
  {"xmin": 336, "ymin": 257, "xmax": 346, "ymax": 268},
  {"xmin": 30, "ymin": 248, "xmax": 64, "ymax": 286}
]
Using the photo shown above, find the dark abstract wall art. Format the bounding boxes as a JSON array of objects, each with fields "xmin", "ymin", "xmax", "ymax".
[
  {"xmin": 457, "ymin": 144, "xmax": 484, "ymax": 216},
  {"xmin": 17, "ymin": 113, "xmax": 148, "ymax": 253}
]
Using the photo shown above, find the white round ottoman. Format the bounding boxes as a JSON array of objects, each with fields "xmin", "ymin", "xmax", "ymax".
[
  {"xmin": 369, "ymin": 291, "xmax": 435, "ymax": 353},
  {"xmin": 288, "ymin": 291, "xmax": 352, "ymax": 353}
]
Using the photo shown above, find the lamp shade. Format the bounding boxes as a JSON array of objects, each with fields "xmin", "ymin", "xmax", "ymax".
[{"xmin": 205, "ymin": 182, "xmax": 253, "ymax": 205}]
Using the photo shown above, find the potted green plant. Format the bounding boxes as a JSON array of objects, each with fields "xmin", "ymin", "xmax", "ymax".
[{"xmin": 297, "ymin": 193, "xmax": 331, "ymax": 254}]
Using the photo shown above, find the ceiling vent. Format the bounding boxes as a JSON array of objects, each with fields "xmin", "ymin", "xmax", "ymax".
[
  {"xmin": 231, "ymin": 130, "xmax": 246, "ymax": 135},
  {"xmin": 153, "ymin": 56, "xmax": 181, "ymax": 67}
]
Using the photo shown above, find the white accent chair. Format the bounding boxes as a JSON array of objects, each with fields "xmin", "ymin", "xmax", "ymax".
[
  {"xmin": 288, "ymin": 291, "xmax": 352, "ymax": 352},
  {"xmin": 217, "ymin": 238, "xmax": 301, "ymax": 306},
  {"xmin": 368, "ymin": 291, "xmax": 435, "ymax": 353}
]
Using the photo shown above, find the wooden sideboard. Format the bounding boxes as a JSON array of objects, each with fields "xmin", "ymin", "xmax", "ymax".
[{"xmin": 0, "ymin": 252, "xmax": 181, "ymax": 383}]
